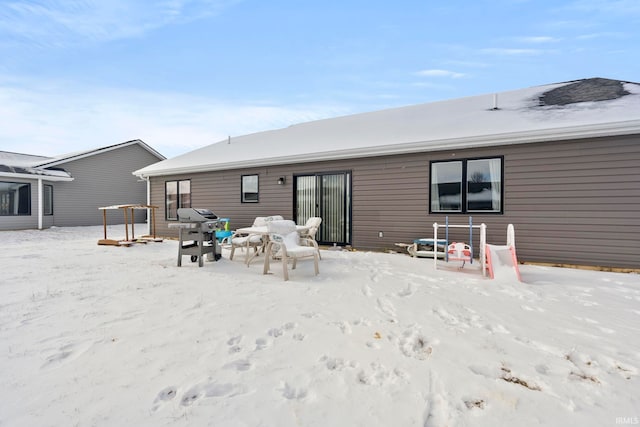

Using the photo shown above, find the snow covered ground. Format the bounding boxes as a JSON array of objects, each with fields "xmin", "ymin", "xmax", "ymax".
[{"xmin": 1, "ymin": 225, "xmax": 639, "ymax": 427}]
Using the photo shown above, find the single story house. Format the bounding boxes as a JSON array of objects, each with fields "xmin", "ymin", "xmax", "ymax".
[
  {"xmin": 134, "ymin": 78, "xmax": 640, "ymax": 270},
  {"xmin": 1, "ymin": 139, "xmax": 165, "ymax": 230}
]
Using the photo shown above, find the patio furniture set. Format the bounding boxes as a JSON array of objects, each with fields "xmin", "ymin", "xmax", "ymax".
[{"xmin": 174, "ymin": 209, "xmax": 323, "ymax": 281}]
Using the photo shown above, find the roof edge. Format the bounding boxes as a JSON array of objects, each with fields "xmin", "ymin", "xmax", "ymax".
[
  {"xmin": 134, "ymin": 119, "xmax": 640, "ymax": 178},
  {"xmin": 37, "ymin": 139, "xmax": 165, "ymax": 168},
  {"xmin": 0, "ymin": 171, "xmax": 75, "ymax": 182}
]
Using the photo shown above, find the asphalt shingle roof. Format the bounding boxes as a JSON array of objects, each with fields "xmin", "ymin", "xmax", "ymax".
[{"xmin": 539, "ymin": 78, "xmax": 633, "ymax": 106}]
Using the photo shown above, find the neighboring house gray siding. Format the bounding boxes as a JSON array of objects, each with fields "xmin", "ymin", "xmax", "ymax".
[
  {"xmin": 149, "ymin": 134, "xmax": 640, "ymax": 270},
  {"xmin": 1, "ymin": 140, "xmax": 164, "ymax": 230},
  {"xmin": 53, "ymin": 144, "xmax": 161, "ymax": 226}
]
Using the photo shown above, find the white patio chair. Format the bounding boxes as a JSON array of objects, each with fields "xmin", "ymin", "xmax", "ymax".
[
  {"xmin": 263, "ymin": 220, "xmax": 319, "ymax": 281},
  {"xmin": 229, "ymin": 216, "xmax": 284, "ymax": 265},
  {"xmin": 299, "ymin": 216, "xmax": 323, "ymax": 260}
]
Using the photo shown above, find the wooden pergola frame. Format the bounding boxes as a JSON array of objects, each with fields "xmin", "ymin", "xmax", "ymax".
[{"xmin": 97, "ymin": 204, "xmax": 160, "ymax": 246}]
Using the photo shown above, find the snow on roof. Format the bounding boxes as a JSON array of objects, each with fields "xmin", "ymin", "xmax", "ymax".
[
  {"xmin": 0, "ymin": 164, "xmax": 73, "ymax": 181},
  {"xmin": 134, "ymin": 78, "xmax": 640, "ymax": 177},
  {"xmin": 0, "ymin": 152, "xmax": 72, "ymax": 180},
  {"xmin": 0, "ymin": 151, "xmax": 53, "ymax": 167}
]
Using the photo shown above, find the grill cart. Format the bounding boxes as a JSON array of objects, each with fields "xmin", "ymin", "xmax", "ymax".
[{"xmin": 173, "ymin": 208, "xmax": 221, "ymax": 267}]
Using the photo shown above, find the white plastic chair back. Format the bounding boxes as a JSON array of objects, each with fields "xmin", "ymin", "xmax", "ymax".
[{"xmin": 267, "ymin": 220, "xmax": 298, "ymax": 243}]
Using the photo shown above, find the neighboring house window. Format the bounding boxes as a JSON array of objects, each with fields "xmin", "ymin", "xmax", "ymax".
[
  {"xmin": 0, "ymin": 181, "xmax": 31, "ymax": 216},
  {"xmin": 165, "ymin": 179, "xmax": 191, "ymax": 220},
  {"xmin": 241, "ymin": 174, "xmax": 259, "ymax": 203},
  {"xmin": 44, "ymin": 185, "xmax": 53, "ymax": 215},
  {"xmin": 430, "ymin": 157, "xmax": 502, "ymax": 213}
]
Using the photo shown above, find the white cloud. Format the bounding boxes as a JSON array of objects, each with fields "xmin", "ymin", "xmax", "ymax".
[
  {"xmin": 0, "ymin": 0, "xmax": 241, "ymax": 47},
  {"xmin": 515, "ymin": 36, "xmax": 561, "ymax": 43},
  {"xmin": 0, "ymin": 76, "xmax": 350, "ymax": 158},
  {"xmin": 415, "ymin": 69, "xmax": 466, "ymax": 79},
  {"xmin": 480, "ymin": 48, "xmax": 547, "ymax": 56},
  {"xmin": 576, "ymin": 31, "xmax": 626, "ymax": 40}
]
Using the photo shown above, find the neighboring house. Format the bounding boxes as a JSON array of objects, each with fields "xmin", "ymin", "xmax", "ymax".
[
  {"xmin": 1, "ymin": 139, "xmax": 165, "ymax": 230},
  {"xmin": 134, "ymin": 78, "xmax": 640, "ymax": 270}
]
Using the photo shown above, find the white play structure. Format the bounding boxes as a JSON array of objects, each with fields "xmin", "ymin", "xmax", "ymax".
[{"xmin": 420, "ymin": 216, "xmax": 521, "ymax": 281}]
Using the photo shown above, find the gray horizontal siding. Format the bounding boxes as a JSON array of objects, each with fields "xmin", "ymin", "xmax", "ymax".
[
  {"xmin": 150, "ymin": 134, "xmax": 640, "ymax": 269},
  {"xmin": 503, "ymin": 135, "xmax": 639, "ymax": 268},
  {"xmin": 54, "ymin": 144, "xmax": 162, "ymax": 227}
]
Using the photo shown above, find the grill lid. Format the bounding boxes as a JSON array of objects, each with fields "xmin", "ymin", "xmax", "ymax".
[{"xmin": 177, "ymin": 208, "xmax": 218, "ymax": 222}]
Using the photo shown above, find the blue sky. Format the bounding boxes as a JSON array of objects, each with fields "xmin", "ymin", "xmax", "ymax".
[{"xmin": 1, "ymin": 0, "xmax": 638, "ymax": 158}]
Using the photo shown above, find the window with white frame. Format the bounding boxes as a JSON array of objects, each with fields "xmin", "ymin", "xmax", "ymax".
[
  {"xmin": 165, "ymin": 179, "xmax": 191, "ymax": 220},
  {"xmin": 241, "ymin": 174, "xmax": 259, "ymax": 203},
  {"xmin": 430, "ymin": 157, "xmax": 502, "ymax": 213}
]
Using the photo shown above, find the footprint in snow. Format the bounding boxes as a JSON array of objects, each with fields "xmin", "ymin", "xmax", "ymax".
[
  {"xmin": 223, "ymin": 359, "xmax": 252, "ymax": 371},
  {"xmin": 156, "ymin": 381, "xmax": 249, "ymax": 410},
  {"xmin": 335, "ymin": 320, "xmax": 352, "ymax": 334},
  {"xmin": 227, "ymin": 335, "xmax": 243, "ymax": 353},
  {"xmin": 397, "ymin": 283, "xmax": 414, "ymax": 297},
  {"xmin": 280, "ymin": 382, "xmax": 309, "ymax": 400},
  {"xmin": 320, "ymin": 355, "xmax": 358, "ymax": 372},
  {"xmin": 356, "ymin": 362, "xmax": 407, "ymax": 386},
  {"xmin": 268, "ymin": 322, "xmax": 297, "ymax": 338},
  {"xmin": 227, "ymin": 335, "xmax": 243, "ymax": 346},
  {"xmin": 292, "ymin": 333, "xmax": 306, "ymax": 341},
  {"xmin": 41, "ymin": 341, "xmax": 92, "ymax": 369},
  {"xmin": 180, "ymin": 385, "xmax": 202, "ymax": 406},
  {"xmin": 283, "ymin": 322, "xmax": 297, "ymax": 331},
  {"xmin": 268, "ymin": 328, "xmax": 284, "ymax": 338},
  {"xmin": 151, "ymin": 386, "xmax": 178, "ymax": 411},
  {"xmin": 203, "ymin": 382, "xmax": 249, "ymax": 398},
  {"xmin": 376, "ymin": 297, "xmax": 397, "ymax": 323},
  {"xmin": 255, "ymin": 338, "xmax": 270, "ymax": 350},
  {"xmin": 399, "ymin": 329, "xmax": 438, "ymax": 360}
]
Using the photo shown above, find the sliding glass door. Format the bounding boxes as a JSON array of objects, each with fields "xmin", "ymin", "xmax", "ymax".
[{"xmin": 294, "ymin": 171, "xmax": 351, "ymax": 246}]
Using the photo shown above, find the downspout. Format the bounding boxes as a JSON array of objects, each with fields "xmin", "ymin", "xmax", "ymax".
[
  {"xmin": 37, "ymin": 178, "xmax": 43, "ymax": 230},
  {"xmin": 141, "ymin": 175, "xmax": 151, "ymax": 236}
]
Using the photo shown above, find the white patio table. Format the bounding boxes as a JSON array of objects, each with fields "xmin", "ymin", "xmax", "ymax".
[{"xmin": 233, "ymin": 224, "xmax": 310, "ymax": 266}]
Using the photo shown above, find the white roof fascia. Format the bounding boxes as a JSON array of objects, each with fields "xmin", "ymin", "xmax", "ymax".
[
  {"xmin": 0, "ymin": 172, "xmax": 74, "ymax": 182},
  {"xmin": 135, "ymin": 119, "xmax": 640, "ymax": 178}
]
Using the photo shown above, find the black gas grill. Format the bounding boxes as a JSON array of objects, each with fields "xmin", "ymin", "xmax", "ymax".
[{"xmin": 175, "ymin": 208, "xmax": 221, "ymax": 267}]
